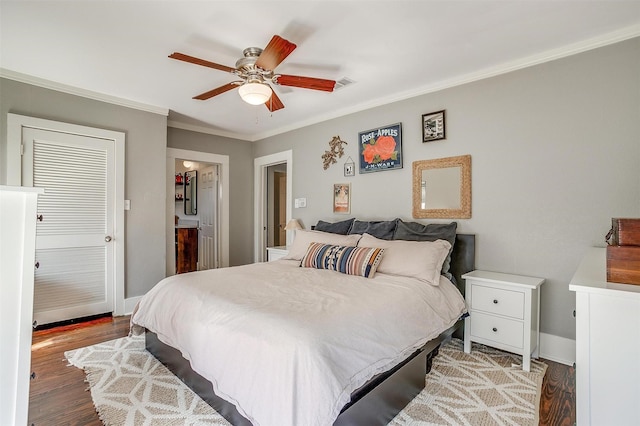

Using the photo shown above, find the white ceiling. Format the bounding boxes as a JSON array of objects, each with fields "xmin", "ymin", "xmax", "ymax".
[{"xmin": 1, "ymin": 1, "xmax": 639, "ymax": 141}]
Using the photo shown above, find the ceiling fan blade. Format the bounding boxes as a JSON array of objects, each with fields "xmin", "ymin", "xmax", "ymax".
[
  {"xmin": 265, "ymin": 89, "xmax": 285, "ymax": 112},
  {"xmin": 255, "ymin": 35, "xmax": 297, "ymax": 71},
  {"xmin": 193, "ymin": 82, "xmax": 238, "ymax": 100},
  {"xmin": 274, "ymin": 74, "xmax": 336, "ymax": 92},
  {"xmin": 169, "ymin": 52, "xmax": 236, "ymax": 73}
]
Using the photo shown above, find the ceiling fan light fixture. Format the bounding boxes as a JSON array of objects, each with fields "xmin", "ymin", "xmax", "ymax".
[{"xmin": 238, "ymin": 82, "xmax": 272, "ymax": 105}]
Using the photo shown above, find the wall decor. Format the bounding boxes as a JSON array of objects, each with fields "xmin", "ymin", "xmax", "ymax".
[
  {"xmin": 322, "ymin": 136, "xmax": 347, "ymax": 170},
  {"xmin": 358, "ymin": 123, "xmax": 402, "ymax": 173},
  {"xmin": 333, "ymin": 183, "xmax": 351, "ymax": 214},
  {"xmin": 412, "ymin": 154, "xmax": 471, "ymax": 219},
  {"xmin": 344, "ymin": 157, "xmax": 355, "ymax": 177},
  {"xmin": 422, "ymin": 110, "xmax": 446, "ymax": 142}
]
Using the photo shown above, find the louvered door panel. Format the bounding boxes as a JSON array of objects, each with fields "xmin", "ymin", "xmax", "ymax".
[
  {"xmin": 33, "ymin": 247, "xmax": 105, "ymax": 311},
  {"xmin": 34, "ymin": 141, "xmax": 107, "ymax": 236},
  {"xmin": 23, "ymin": 128, "xmax": 115, "ymax": 326}
]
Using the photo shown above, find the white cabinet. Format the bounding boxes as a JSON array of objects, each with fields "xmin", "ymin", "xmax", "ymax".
[
  {"xmin": 0, "ymin": 186, "xmax": 43, "ymax": 426},
  {"xmin": 462, "ymin": 270, "xmax": 544, "ymax": 371},
  {"xmin": 266, "ymin": 246, "xmax": 288, "ymax": 261},
  {"xmin": 569, "ymin": 247, "xmax": 640, "ymax": 426}
]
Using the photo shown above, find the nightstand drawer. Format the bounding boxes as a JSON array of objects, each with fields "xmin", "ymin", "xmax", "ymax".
[
  {"xmin": 470, "ymin": 311, "xmax": 523, "ymax": 349},
  {"xmin": 471, "ymin": 284, "xmax": 524, "ymax": 319}
]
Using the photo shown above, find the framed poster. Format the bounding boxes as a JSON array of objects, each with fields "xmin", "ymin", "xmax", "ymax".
[
  {"xmin": 422, "ymin": 110, "xmax": 446, "ymax": 142},
  {"xmin": 333, "ymin": 183, "xmax": 351, "ymax": 214},
  {"xmin": 358, "ymin": 123, "xmax": 402, "ymax": 173}
]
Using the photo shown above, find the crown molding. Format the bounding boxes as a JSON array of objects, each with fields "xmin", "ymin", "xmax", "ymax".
[
  {"xmin": 248, "ymin": 23, "xmax": 640, "ymax": 141},
  {"xmin": 0, "ymin": 68, "xmax": 169, "ymax": 117},
  {"xmin": 3, "ymin": 23, "xmax": 639, "ymax": 142}
]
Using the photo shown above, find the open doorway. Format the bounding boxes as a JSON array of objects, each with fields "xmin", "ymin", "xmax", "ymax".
[
  {"xmin": 254, "ymin": 150, "xmax": 292, "ymax": 262},
  {"xmin": 174, "ymin": 160, "xmax": 220, "ymax": 274},
  {"xmin": 267, "ymin": 164, "xmax": 287, "ymax": 248},
  {"xmin": 167, "ymin": 148, "xmax": 229, "ymax": 276}
]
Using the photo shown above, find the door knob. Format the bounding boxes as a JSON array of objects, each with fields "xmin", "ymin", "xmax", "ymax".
[{"xmin": 105, "ymin": 236, "xmax": 113, "ymax": 242}]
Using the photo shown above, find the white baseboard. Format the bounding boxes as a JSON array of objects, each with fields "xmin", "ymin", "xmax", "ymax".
[
  {"xmin": 539, "ymin": 332, "xmax": 575, "ymax": 366},
  {"xmin": 123, "ymin": 296, "xmax": 142, "ymax": 316}
]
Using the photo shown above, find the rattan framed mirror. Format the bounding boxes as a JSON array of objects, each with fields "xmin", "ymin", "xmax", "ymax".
[{"xmin": 412, "ymin": 155, "xmax": 471, "ymax": 219}]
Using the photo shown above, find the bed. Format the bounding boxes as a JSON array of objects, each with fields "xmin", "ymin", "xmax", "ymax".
[{"xmin": 133, "ymin": 219, "xmax": 475, "ymax": 426}]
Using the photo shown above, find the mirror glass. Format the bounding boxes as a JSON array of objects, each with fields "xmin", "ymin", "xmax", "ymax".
[
  {"xmin": 412, "ymin": 155, "xmax": 471, "ymax": 219},
  {"xmin": 184, "ymin": 170, "xmax": 197, "ymax": 215}
]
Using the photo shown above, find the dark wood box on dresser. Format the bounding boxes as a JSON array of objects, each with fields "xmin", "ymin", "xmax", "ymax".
[
  {"xmin": 606, "ymin": 245, "xmax": 640, "ymax": 285},
  {"xmin": 609, "ymin": 218, "xmax": 640, "ymax": 246},
  {"xmin": 606, "ymin": 218, "xmax": 640, "ymax": 285}
]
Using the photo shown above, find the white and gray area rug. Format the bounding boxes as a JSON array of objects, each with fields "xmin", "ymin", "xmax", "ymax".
[{"xmin": 65, "ymin": 336, "xmax": 547, "ymax": 425}]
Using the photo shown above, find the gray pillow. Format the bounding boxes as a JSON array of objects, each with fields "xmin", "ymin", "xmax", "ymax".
[
  {"xmin": 314, "ymin": 218, "xmax": 355, "ymax": 235},
  {"xmin": 348, "ymin": 219, "xmax": 399, "ymax": 240},
  {"xmin": 393, "ymin": 220, "xmax": 457, "ymax": 282}
]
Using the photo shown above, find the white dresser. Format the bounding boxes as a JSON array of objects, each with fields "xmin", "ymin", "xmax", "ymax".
[
  {"xmin": 569, "ymin": 247, "xmax": 640, "ymax": 426},
  {"xmin": 462, "ymin": 270, "xmax": 544, "ymax": 371},
  {"xmin": 266, "ymin": 246, "xmax": 289, "ymax": 261},
  {"xmin": 0, "ymin": 186, "xmax": 43, "ymax": 426}
]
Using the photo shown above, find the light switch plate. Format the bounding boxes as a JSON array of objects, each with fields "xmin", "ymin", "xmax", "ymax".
[
  {"xmin": 124, "ymin": 200, "xmax": 131, "ymax": 210},
  {"xmin": 295, "ymin": 198, "xmax": 307, "ymax": 208}
]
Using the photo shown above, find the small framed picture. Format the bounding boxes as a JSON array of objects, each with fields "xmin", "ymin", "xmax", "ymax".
[
  {"xmin": 333, "ymin": 183, "xmax": 351, "ymax": 214},
  {"xmin": 422, "ymin": 110, "xmax": 446, "ymax": 142},
  {"xmin": 344, "ymin": 160, "xmax": 355, "ymax": 177}
]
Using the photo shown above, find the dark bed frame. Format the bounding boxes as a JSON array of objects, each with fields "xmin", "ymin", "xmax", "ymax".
[{"xmin": 145, "ymin": 234, "xmax": 475, "ymax": 426}]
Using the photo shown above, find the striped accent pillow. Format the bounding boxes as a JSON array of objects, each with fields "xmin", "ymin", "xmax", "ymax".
[{"xmin": 300, "ymin": 242, "xmax": 385, "ymax": 278}]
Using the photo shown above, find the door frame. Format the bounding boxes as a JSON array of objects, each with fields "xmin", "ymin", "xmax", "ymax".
[
  {"xmin": 6, "ymin": 113, "xmax": 126, "ymax": 315},
  {"xmin": 166, "ymin": 148, "xmax": 229, "ymax": 275},
  {"xmin": 254, "ymin": 150, "xmax": 292, "ymax": 262}
]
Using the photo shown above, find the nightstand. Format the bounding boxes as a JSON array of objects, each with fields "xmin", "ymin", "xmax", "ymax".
[
  {"xmin": 266, "ymin": 246, "xmax": 288, "ymax": 261},
  {"xmin": 462, "ymin": 270, "xmax": 544, "ymax": 371}
]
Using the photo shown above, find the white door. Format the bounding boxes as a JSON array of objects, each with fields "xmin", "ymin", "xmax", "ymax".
[
  {"xmin": 198, "ymin": 165, "xmax": 219, "ymax": 270},
  {"xmin": 22, "ymin": 127, "xmax": 116, "ymax": 326}
]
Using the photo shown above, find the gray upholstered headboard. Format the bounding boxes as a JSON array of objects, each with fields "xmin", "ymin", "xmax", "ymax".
[{"xmin": 449, "ymin": 234, "xmax": 475, "ymax": 297}]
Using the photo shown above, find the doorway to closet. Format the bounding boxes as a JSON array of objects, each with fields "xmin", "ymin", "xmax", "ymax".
[{"xmin": 7, "ymin": 113, "xmax": 125, "ymax": 327}]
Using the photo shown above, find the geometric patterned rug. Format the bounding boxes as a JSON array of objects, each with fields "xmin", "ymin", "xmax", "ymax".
[
  {"xmin": 65, "ymin": 336, "xmax": 546, "ymax": 426},
  {"xmin": 390, "ymin": 339, "xmax": 547, "ymax": 426}
]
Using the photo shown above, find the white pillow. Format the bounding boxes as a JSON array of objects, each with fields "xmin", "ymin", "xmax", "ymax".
[
  {"xmin": 283, "ymin": 230, "xmax": 362, "ymax": 261},
  {"xmin": 357, "ymin": 233, "xmax": 451, "ymax": 286}
]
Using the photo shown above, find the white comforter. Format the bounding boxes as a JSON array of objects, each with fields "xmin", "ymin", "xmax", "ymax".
[{"xmin": 132, "ymin": 259, "xmax": 466, "ymax": 426}]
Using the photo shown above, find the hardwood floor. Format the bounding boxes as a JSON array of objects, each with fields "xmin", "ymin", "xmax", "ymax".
[
  {"xmin": 28, "ymin": 316, "xmax": 575, "ymax": 425},
  {"xmin": 28, "ymin": 315, "xmax": 130, "ymax": 426}
]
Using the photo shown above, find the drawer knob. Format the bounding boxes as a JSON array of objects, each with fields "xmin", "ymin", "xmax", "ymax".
[
  {"xmin": 492, "ymin": 327, "xmax": 498, "ymax": 332},
  {"xmin": 493, "ymin": 299, "xmax": 498, "ymax": 304}
]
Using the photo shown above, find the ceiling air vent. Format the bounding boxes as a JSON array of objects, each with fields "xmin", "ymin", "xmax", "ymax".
[{"xmin": 334, "ymin": 77, "xmax": 355, "ymax": 90}]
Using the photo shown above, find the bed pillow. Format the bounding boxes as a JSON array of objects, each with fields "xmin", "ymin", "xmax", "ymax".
[
  {"xmin": 283, "ymin": 229, "xmax": 362, "ymax": 261},
  {"xmin": 300, "ymin": 242, "xmax": 385, "ymax": 278},
  {"xmin": 314, "ymin": 218, "xmax": 355, "ymax": 235},
  {"xmin": 358, "ymin": 233, "xmax": 451, "ymax": 286},
  {"xmin": 348, "ymin": 219, "xmax": 398, "ymax": 240},
  {"xmin": 393, "ymin": 220, "xmax": 457, "ymax": 282}
]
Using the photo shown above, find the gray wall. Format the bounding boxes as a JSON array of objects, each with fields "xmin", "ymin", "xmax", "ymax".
[
  {"xmin": 167, "ymin": 127, "xmax": 254, "ymax": 266},
  {"xmin": 0, "ymin": 78, "xmax": 168, "ymax": 298},
  {"xmin": 254, "ymin": 38, "xmax": 640, "ymax": 341}
]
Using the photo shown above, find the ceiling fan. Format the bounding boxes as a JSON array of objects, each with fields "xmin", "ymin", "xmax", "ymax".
[{"xmin": 169, "ymin": 35, "xmax": 336, "ymax": 112}]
